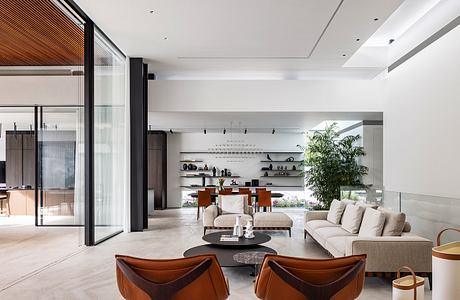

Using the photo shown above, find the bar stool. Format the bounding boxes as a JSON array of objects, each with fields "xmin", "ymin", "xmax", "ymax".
[
  {"xmin": 0, "ymin": 191, "xmax": 11, "ymax": 217},
  {"xmin": 197, "ymin": 190, "xmax": 211, "ymax": 220},
  {"xmin": 258, "ymin": 190, "xmax": 272, "ymax": 212}
]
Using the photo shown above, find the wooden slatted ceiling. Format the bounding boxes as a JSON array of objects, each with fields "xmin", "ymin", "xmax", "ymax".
[{"xmin": 0, "ymin": 0, "xmax": 84, "ymax": 66}]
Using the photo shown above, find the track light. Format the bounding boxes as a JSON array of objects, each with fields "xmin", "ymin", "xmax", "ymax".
[
  {"xmin": 244, "ymin": 129, "xmax": 247, "ymax": 134},
  {"xmin": 223, "ymin": 129, "xmax": 226, "ymax": 134},
  {"xmin": 204, "ymin": 129, "xmax": 207, "ymax": 134},
  {"xmin": 272, "ymin": 129, "xmax": 275, "ymax": 134},
  {"xmin": 170, "ymin": 129, "xmax": 173, "ymax": 134}
]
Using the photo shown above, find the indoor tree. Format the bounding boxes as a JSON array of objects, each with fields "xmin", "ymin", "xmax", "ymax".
[{"xmin": 299, "ymin": 123, "xmax": 368, "ymax": 209}]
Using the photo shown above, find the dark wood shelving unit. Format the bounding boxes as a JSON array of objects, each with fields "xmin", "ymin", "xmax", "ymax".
[
  {"xmin": 180, "ymin": 160, "xmax": 203, "ymax": 162},
  {"xmin": 181, "ymin": 185, "xmax": 304, "ymax": 189},
  {"xmin": 261, "ymin": 176, "xmax": 303, "ymax": 178},
  {"xmin": 180, "ymin": 151, "xmax": 303, "ymax": 154},
  {"xmin": 261, "ymin": 169, "xmax": 301, "ymax": 171}
]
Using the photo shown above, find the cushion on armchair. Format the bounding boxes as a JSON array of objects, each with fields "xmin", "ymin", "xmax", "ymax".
[
  {"xmin": 218, "ymin": 195, "xmax": 248, "ymax": 214},
  {"xmin": 358, "ymin": 208, "xmax": 385, "ymax": 237},
  {"xmin": 341, "ymin": 205, "xmax": 365, "ymax": 234}
]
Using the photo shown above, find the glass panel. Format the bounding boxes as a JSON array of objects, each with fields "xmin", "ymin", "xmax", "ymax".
[
  {"xmin": 38, "ymin": 107, "xmax": 84, "ymax": 227},
  {"xmin": 93, "ymin": 28, "xmax": 126, "ymax": 242}
]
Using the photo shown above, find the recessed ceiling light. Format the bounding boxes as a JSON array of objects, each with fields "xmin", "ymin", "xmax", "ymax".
[
  {"xmin": 356, "ymin": 38, "xmax": 361, "ymax": 42},
  {"xmin": 374, "ymin": 18, "xmax": 379, "ymax": 21},
  {"xmin": 163, "ymin": 37, "xmax": 168, "ymax": 40},
  {"xmin": 149, "ymin": 10, "xmax": 154, "ymax": 14},
  {"xmin": 342, "ymin": 54, "xmax": 346, "ymax": 57}
]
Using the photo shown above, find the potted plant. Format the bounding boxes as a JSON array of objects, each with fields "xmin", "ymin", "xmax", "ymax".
[
  {"xmin": 217, "ymin": 178, "xmax": 225, "ymax": 191},
  {"xmin": 299, "ymin": 123, "xmax": 368, "ymax": 210}
]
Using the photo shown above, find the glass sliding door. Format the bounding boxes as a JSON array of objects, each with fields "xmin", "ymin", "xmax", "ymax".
[
  {"xmin": 37, "ymin": 106, "xmax": 84, "ymax": 227},
  {"xmin": 93, "ymin": 27, "xmax": 127, "ymax": 243}
]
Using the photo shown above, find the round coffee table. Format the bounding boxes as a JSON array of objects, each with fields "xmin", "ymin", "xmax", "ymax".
[{"xmin": 184, "ymin": 231, "xmax": 276, "ymax": 267}]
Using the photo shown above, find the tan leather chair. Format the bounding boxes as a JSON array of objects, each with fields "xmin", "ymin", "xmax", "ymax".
[
  {"xmin": 255, "ymin": 254, "xmax": 366, "ymax": 300},
  {"xmin": 197, "ymin": 190, "xmax": 211, "ymax": 220},
  {"xmin": 116, "ymin": 254, "xmax": 229, "ymax": 300}
]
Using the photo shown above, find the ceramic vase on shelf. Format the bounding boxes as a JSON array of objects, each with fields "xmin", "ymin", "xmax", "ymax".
[{"xmin": 233, "ymin": 216, "xmax": 243, "ymax": 237}]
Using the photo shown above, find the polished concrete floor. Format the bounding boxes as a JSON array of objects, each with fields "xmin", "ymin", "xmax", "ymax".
[{"xmin": 0, "ymin": 208, "xmax": 432, "ymax": 299}]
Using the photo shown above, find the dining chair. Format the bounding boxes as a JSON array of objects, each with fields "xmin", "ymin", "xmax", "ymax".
[
  {"xmin": 0, "ymin": 191, "xmax": 11, "ymax": 217},
  {"xmin": 256, "ymin": 187, "xmax": 266, "ymax": 194},
  {"xmin": 218, "ymin": 188, "xmax": 233, "ymax": 195},
  {"xmin": 257, "ymin": 190, "xmax": 272, "ymax": 212},
  {"xmin": 205, "ymin": 187, "xmax": 216, "ymax": 194},
  {"xmin": 255, "ymin": 254, "xmax": 366, "ymax": 300},
  {"xmin": 197, "ymin": 190, "xmax": 211, "ymax": 220},
  {"xmin": 238, "ymin": 188, "xmax": 252, "ymax": 206},
  {"xmin": 115, "ymin": 254, "xmax": 229, "ymax": 300}
]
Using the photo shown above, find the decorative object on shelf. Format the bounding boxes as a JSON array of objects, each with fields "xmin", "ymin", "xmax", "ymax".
[
  {"xmin": 245, "ymin": 182, "xmax": 251, "ymax": 187},
  {"xmin": 217, "ymin": 178, "xmax": 225, "ymax": 191},
  {"xmin": 251, "ymin": 179, "xmax": 259, "ymax": 187},
  {"xmin": 292, "ymin": 165, "xmax": 297, "ymax": 170},
  {"xmin": 261, "ymin": 167, "xmax": 269, "ymax": 171},
  {"xmin": 432, "ymin": 228, "xmax": 460, "ymax": 299},
  {"xmin": 244, "ymin": 220, "xmax": 255, "ymax": 239},
  {"xmin": 392, "ymin": 266, "xmax": 424, "ymax": 300},
  {"xmin": 233, "ymin": 215, "xmax": 244, "ymax": 237},
  {"xmin": 266, "ymin": 182, "xmax": 272, "ymax": 186},
  {"xmin": 269, "ymin": 164, "xmax": 273, "ymax": 170},
  {"xmin": 284, "ymin": 166, "xmax": 288, "ymax": 170},
  {"xmin": 264, "ymin": 172, "xmax": 268, "ymax": 177},
  {"xmin": 204, "ymin": 164, "xmax": 209, "ymax": 170},
  {"xmin": 193, "ymin": 165, "xmax": 198, "ymax": 170},
  {"xmin": 231, "ymin": 179, "xmax": 238, "ymax": 186},
  {"xmin": 266, "ymin": 154, "xmax": 272, "ymax": 161},
  {"xmin": 188, "ymin": 163, "xmax": 193, "ymax": 170},
  {"xmin": 183, "ymin": 163, "xmax": 188, "ymax": 170},
  {"xmin": 212, "ymin": 167, "xmax": 217, "ymax": 177},
  {"xmin": 277, "ymin": 165, "xmax": 281, "ymax": 170},
  {"xmin": 224, "ymin": 168, "xmax": 228, "ymax": 176},
  {"xmin": 221, "ymin": 170, "xmax": 225, "ymax": 177},
  {"xmin": 198, "ymin": 167, "xmax": 203, "ymax": 171},
  {"xmin": 286, "ymin": 157, "xmax": 294, "ymax": 162},
  {"xmin": 227, "ymin": 171, "xmax": 232, "ymax": 176}
]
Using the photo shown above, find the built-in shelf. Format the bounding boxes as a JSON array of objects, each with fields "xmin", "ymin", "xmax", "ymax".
[
  {"xmin": 260, "ymin": 160, "xmax": 302, "ymax": 163},
  {"xmin": 181, "ymin": 175, "xmax": 240, "ymax": 178},
  {"xmin": 180, "ymin": 160, "xmax": 203, "ymax": 162},
  {"xmin": 261, "ymin": 175, "xmax": 303, "ymax": 178},
  {"xmin": 180, "ymin": 170, "xmax": 212, "ymax": 172},
  {"xmin": 180, "ymin": 151, "xmax": 303, "ymax": 154},
  {"xmin": 261, "ymin": 169, "xmax": 301, "ymax": 171}
]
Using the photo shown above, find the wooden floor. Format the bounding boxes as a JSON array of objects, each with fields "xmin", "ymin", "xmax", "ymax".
[{"xmin": 0, "ymin": 208, "xmax": 432, "ymax": 299}]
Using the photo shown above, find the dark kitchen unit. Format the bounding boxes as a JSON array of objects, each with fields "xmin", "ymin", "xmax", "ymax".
[{"xmin": 148, "ymin": 131, "xmax": 167, "ymax": 210}]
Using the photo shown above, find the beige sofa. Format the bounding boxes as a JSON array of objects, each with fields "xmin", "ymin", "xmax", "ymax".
[
  {"xmin": 304, "ymin": 208, "xmax": 433, "ymax": 285},
  {"xmin": 203, "ymin": 196, "xmax": 293, "ymax": 236}
]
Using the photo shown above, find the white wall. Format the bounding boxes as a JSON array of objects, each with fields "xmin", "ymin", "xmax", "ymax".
[
  {"xmin": 149, "ymin": 80, "xmax": 385, "ymax": 112},
  {"xmin": 0, "ymin": 76, "xmax": 82, "ymax": 105},
  {"xmin": 167, "ymin": 132, "xmax": 305, "ymax": 208},
  {"xmin": 384, "ymin": 25, "xmax": 460, "ymax": 199}
]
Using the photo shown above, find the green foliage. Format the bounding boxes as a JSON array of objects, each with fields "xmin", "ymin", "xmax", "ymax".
[{"xmin": 299, "ymin": 123, "xmax": 368, "ymax": 210}]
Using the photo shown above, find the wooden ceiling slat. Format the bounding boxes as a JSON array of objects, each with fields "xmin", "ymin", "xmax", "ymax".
[{"xmin": 0, "ymin": 0, "xmax": 84, "ymax": 66}]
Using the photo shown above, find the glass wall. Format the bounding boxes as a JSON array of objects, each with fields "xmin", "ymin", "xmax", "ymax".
[
  {"xmin": 93, "ymin": 27, "xmax": 127, "ymax": 242},
  {"xmin": 37, "ymin": 107, "xmax": 84, "ymax": 227}
]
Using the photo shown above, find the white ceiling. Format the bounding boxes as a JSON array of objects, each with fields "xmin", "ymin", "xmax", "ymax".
[
  {"xmin": 148, "ymin": 111, "xmax": 382, "ymax": 133},
  {"xmin": 75, "ymin": 0, "xmax": 405, "ymax": 79}
]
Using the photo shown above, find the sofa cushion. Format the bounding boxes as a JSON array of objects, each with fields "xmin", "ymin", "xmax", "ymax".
[
  {"xmin": 316, "ymin": 226, "xmax": 355, "ymax": 242},
  {"xmin": 378, "ymin": 207, "xmax": 406, "ymax": 236},
  {"xmin": 253, "ymin": 212, "xmax": 293, "ymax": 228},
  {"xmin": 327, "ymin": 199, "xmax": 346, "ymax": 224},
  {"xmin": 305, "ymin": 220, "xmax": 339, "ymax": 231},
  {"xmin": 325, "ymin": 236, "xmax": 349, "ymax": 257},
  {"xmin": 214, "ymin": 214, "xmax": 252, "ymax": 227},
  {"xmin": 341, "ymin": 205, "xmax": 365, "ymax": 234},
  {"xmin": 359, "ymin": 208, "xmax": 385, "ymax": 237},
  {"xmin": 218, "ymin": 195, "xmax": 246, "ymax": 214}
]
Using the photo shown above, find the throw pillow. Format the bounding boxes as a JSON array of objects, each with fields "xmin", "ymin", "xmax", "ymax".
[
  {"xmin": 358, "ymin": 208, "xmax": 385, "ymax": 237},
  {"xmin": 341, "ymin": 205, "xmax": 365, "ymax": 234},
  {"xmin": 219, "ymin": 195, "xmax": 245, "ymax": 214},
  {"xmin": 378, "ymin": 207, "xmax": 406, "ymax": 236},
  {"xmin": 327, "ymin": 199, "xmax": 346, "ymax": 225}
]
